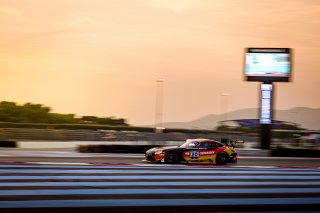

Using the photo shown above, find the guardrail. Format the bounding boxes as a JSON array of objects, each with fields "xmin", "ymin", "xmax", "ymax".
[{"xmin": 0, "ymin": 128, "xmax": 257, "ymax": 142}]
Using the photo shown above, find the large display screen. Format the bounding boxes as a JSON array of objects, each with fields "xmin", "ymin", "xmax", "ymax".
[{"xmin": 244, "ymin": 48, "xmax": 292, "ymax": 82}]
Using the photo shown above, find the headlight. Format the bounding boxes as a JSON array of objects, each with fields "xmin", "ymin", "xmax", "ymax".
[{"xmin": 154, "ymin": 150, "xmax": 164, "ymax": 155}]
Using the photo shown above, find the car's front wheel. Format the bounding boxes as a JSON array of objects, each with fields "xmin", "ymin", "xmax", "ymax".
[{"xmin": 164, "ymin": 152, "xmax": 178, "ymax": 164}]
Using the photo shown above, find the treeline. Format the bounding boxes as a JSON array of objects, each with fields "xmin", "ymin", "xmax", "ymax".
[{"xmin": 0, "ymin": 101, "xmax": 128, "ymax": 126}]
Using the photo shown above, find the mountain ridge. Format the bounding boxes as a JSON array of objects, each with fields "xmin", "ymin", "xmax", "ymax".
[{"xmin": 158, "ymin": 107, "xmax": 320, "ymax": 130}]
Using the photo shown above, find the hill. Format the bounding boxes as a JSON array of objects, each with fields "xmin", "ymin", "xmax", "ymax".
[{"xmin": 160, "ymin": 107, "xmax": 320, "ymax": 130}]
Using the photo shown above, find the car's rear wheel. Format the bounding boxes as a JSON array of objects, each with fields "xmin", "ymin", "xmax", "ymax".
[
  {"xmin": 164, "ymin": 152, "xmax": 178, "ymax": 164},
  {"xmin": 216, "ymin": 152, "xmax": 228, "ymax": 165}
]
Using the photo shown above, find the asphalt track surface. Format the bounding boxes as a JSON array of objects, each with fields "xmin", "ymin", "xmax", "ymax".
[
  {"xmin": 0, "ymin": 149, "xmax": 319, "ymax": 167},
  {"xmin": 0, "ymin": 163, "xmax": 319, "ymax": 213},
  {"xmin": 0, "ymin": 149, "xmax": 319, "ymax": 212}
]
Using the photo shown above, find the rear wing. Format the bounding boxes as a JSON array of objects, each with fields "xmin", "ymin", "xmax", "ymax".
[{"xmin": 220, "ymin": 138, "xmax": 245, "ymax": 148}]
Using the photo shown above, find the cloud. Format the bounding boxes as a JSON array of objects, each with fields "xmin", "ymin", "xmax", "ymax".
[
  {"xmin": 0, "ymin": 6, "xmax": 22, "ymax": 18},
  {"xmin": 148, "ymin": 0, "xmax": 212, "ymax": 13}
]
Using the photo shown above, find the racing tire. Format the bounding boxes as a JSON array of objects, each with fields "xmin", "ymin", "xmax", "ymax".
[
  {"xmin": 164, "ymin": 152, "xmax": 178, "ymax": 164},
  {"xmin": 216, "ymin": 152, "xmax": 228, "ymax": 165}
]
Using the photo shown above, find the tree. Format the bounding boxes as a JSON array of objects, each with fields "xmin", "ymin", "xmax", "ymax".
[{"xmin": 0, "ymin": 101, "xmax": 129, "ymax": 126}]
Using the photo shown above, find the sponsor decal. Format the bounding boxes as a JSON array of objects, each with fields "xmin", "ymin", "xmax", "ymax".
[
  {"xmin": 199, "ymin": 150, "xmax": 214, "ymax": 155},
  {"xmin": 183, "ymin": 150, "xmax": 215, "ymax": 157},
  {"xmin": 183, "ymin": 152, "xmax": 190, "ymax": 156},
  {"xmin": 190, "ymin": 150, "xmax": 199, "ymax": 159}
]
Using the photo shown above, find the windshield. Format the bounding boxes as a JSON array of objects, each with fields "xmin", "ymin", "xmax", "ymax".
[{"xmin": 180, "ymin": 140, "xmax": 200, "ymax": 148}]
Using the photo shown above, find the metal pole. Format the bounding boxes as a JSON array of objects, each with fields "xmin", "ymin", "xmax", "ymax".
[
  {"xmin": 220, "ymin": 93, "xmax": 230, "ymax": 123},
  {"xmin": 155, "ymin": 79, "xmax": 165, "ymax": 129}
]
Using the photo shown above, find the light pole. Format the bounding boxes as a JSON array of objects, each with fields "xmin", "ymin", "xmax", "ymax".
[
  {"xmin": 220, "ymin": 93, "xmax": 230, "ymax": 125},
  {"xmin": 155, "ymin": 79, "xmax": 165, "ymax": 131}
]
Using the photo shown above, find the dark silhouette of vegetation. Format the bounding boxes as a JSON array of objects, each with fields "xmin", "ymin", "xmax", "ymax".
[
  {"xmin": 81, "ymin": 116, "xmax": 127, "ymax": 126},
  {"xmin": 0, "ymin": 101, "xmax": 128, "ymax": 126}
]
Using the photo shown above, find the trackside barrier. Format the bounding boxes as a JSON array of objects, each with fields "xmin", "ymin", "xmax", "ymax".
[{"xmin": 0, "ymin": 141, "xmax": 16, "ymax": 148}]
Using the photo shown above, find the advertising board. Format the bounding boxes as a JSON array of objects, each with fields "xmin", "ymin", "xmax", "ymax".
[
  {"xmin": 260, "ymin": 84, "xmax": 273, "ymax": 124},
  {"xmin": 245, "ymin": 48, "xmax": 292, "ymax": 82}
]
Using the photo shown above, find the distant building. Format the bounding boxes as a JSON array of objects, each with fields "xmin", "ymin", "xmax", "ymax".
[{"xmin": 219, "ymin": 119, "xmax": 298, "ymax": 129}]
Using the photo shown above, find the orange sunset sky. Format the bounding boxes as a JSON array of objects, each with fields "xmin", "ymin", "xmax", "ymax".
[{"xmin": 0, "ymin": 0, "xmax": 319, "ymax": 125}]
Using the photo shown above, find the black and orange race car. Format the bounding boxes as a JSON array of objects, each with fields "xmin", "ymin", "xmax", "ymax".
[{"xmin": 145, "ymin": 138, "xmax": 244, "ymax": 165}]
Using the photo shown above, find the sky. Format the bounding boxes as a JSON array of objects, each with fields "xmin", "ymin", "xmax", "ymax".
[{"xmin": 0, "ymin": 0, "xmax": 319, "ymax": 126}]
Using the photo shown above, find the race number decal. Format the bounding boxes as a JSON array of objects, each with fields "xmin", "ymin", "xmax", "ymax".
[{"xmin": 190, "ymin": 150, "xmax": 199, "ymax": 159}]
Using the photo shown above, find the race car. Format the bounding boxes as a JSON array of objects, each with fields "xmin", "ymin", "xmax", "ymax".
[{"xmin": 145, "ymin": 138, "xmax": 243, "ymax": 165}]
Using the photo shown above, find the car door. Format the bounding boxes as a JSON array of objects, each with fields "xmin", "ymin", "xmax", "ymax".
[
  {"xmin": 198, "ymin": 141, "xmax": 226, "ymax": 163},
  {"xmin": 182, "ymin": 141, "xmax": 218, "ymax": 163},
  {"xmin": 182, "ymin": 141, "xmax": 201, "ymax": 162},
  {"xmin": 197, "ymin": 142, "xmax": 216, "ymax": 162}
]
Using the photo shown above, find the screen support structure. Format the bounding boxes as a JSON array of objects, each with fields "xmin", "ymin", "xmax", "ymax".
[
  {"xmin": 244, "ymin": 47, "xmax": 292, "ymax": 150},
  {"xmin": 259, "ymin": 82, "xmax": 274, "ymax": 150}
]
